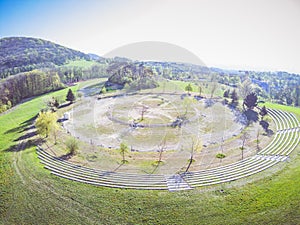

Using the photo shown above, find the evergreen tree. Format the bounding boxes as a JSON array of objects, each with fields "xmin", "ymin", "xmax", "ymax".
[
  {"xmin": 259, "ymin": 106, "xmax": 268, "ymax": 119},
  {"xmin": 243, "ymin": 92, "xmax": 258, "ymax": 110},
  {"xmin": 66, "ymin": 89, "xmax": 75, "ymax": 103}
]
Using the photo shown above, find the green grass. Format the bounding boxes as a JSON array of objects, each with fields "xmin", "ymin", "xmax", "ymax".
[
  {"xmin": 63, "ymin": 59, "xmax": 101, "ymax": 68},
  {"xmin": 261, "ymin": 102, "xmax": 300, "ymax": 120},
  {"xmin": 1, "ymin": 83, "xmax": 300, "ymax": 224}
]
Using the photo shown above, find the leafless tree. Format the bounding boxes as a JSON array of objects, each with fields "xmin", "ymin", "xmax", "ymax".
[
  {"xmin": 186, "ymin": 138, "xmax": 202, "ymax": 172},
  {"xmin": 157, "ymin": 137, "xmax": 167, "ymax": 163},
  {"xmin": 240, "ymin": 132, "xmax": 250, "ymax": 160}
]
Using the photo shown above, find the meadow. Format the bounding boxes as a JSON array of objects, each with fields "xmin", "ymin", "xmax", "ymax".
[{"xmin": 0, "ymin": 80, "xmax": 299, "ymax": 224}]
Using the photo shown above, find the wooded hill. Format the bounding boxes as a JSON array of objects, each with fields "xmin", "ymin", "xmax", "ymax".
[
  {"xmin": 106, "ymin": 62, "xmax": 158, "ymax": 90},
  {"xmin": 0, "ymin": 37, "xmax": 90, "ymax": 78}
]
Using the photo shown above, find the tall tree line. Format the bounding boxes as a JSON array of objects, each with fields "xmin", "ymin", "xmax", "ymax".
[{"xmin": 0, "ymin": 70, "xmax": 63, "ymax": 112}]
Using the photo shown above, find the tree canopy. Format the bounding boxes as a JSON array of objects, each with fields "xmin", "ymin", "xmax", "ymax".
[
  {"xmin": 35, "ymin": 111, "xmax": 59, "ymax": 139},
  {"xmin": 0, "ymin": 37, "xmax": 90, "ymax": 78},
  {"xmin": 243, "ymin": 92, "xmax": 258, "ymax": 110},
  {"xmin": 66, "ymin": 89, "xmax": 75, "ymax": 103}
]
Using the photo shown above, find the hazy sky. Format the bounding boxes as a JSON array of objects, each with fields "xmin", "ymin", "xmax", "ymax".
[{"xmin": 1, "ymin": 0, "xmax": 300, "ymax": 73}]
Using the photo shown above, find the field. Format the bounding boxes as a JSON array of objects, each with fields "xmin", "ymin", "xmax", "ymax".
[{"xmin": 0, "ymin": 79, "xmax": 300, "ymax": 224}]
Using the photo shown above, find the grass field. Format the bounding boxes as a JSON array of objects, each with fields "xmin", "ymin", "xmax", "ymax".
[
  {"xmin": 63, "ymin": 59, "xmax": 101, "ymax": 68},
  {"xmin": 0, "ymin": 80, "xmax": 300, "ymax": 224},
  {"xmin": 261, "ymin": 102, "xmax": 300, "ymax": 120}
]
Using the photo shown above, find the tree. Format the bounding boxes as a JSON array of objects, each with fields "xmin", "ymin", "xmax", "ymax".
[
  {"xmin": 100, "ymin": 86, "xmax": 107, "ymax": 94},
  {"xmin": 243, "ymin": 92, "xmax": 258, "ymax": 110},
  {"xmin": 216, "ymin": 153, "xmax": 226, "ymax": 163},
  {"xmin": 186, "ymin": 138, "xmax": 202, "ymax": 172},
  {"xmin": 230, "ymin": 89, "xmax": 239, "ymax": 105},
  {"xmin": 140, "ymin": 105, "xmax": 148, "ymax": 121},
  {"xmin": 157, "ymin": 138, "xmax": 167, "ymax": 164},
  {"xmin": 198, "ymin": 84, "xmax": 202, "ymax": 96},
  {"xmin": 223, "ymin": 89, "xmax": 230, "ymax": 98},
  {"xmin": 185, "ymin": 83, "xmax": 193, "ymax": 95},
  {"xmin": 65, "ymin": 137, "xmax": 79, "ymax": 155},
  {"xmin": 256, "ymin": 129, "xmax": 261, "ymax": 153},
  {"xmin": 259, "ymin": 105, "xmax": 268, "ymax": 119},
  {"xmin": 120, "ymin": 142, "xmax": 129, "ymax": 163},
  {"xmin": 46, "ymin": 97, "xmax": 59, "ymax": 112},
  {"xmin": 210, "ymin": 81, "xmax": 218, "ymax": 98},
  {"xmin": 66, "ymin": 89, "xmax": 75, "ymax": 103},
  {"xmin": 35, "ymin": 111, "xmax": 59, "ymax": 140},
  {"xmin": 240, "ymin": 132, "xmax": 250, "ymax": 160},
  {"xmin": 239, "ymin": 79, "xmax": 253, "ymax": 99}
]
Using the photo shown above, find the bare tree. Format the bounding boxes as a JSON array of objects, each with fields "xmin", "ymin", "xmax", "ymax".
[
  {"xmin": 210, "ymin": 81, "xmax": 218, "ymax": 98},
  {"xmin": 140, "ymin": 105, "xmax": 148, "ymax": 121},
  {"xmin": 240, "ymin": 132, "xmax": 250, "ymax": 160},
  {"xmin": 256, "ymin": 129, "xmax": 261, "ymax": 153},
  {"xmin": 186, "ymin": 138, "xmax": 202, "ymax": 172},
  {"xmin": 157, "ymin": 138, "xmax": 167, "ymax": 164},
  {"xmin": 120, "ymin": 142, "xmax": 129, "ymax": 163},
  {"xmin": 239, "ymin": 79, "xmax": 253, "ymax": 99}
]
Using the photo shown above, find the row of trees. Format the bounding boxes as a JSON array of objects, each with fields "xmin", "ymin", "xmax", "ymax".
[{"xmin": 0, "ymin": 70, "xmax": 64, "ymax": 113}]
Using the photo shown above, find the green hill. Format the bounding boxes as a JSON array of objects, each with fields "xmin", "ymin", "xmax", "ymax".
[{"xmin": 0, "ymin": 37, "xmax": 90, "ymax": 78}]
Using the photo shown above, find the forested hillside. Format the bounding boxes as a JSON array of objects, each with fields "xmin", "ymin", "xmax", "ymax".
[
  {"xmin": 0, "ymin": 37, "xmax": 90, "ymax": 78},
  {"xmin": 106, "ymin": 62, "xmax": 158, "ymax": 90}
]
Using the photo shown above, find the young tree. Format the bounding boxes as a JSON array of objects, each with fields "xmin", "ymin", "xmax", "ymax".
[
  {"xmin": 140, "ymin": 105, "xmax": 148, "ymax": 121},
  {"xmin": 185, "ymin": 83, "xmax": 193, "ymax": 95},
  {"xmin": 65, "ymin": 137, "xmax": 79, "ymax": 155},
  {"xmin": 186, "ymin": 138, "xmax": 202, "ymax": 172},
  {"xmin": 100, "ymin": 86, "xmax": 107, "ymax": 94},
  {"xmin": 230, "ymin": 89, "xmax": 239, "ymax": 104},
  {"xmin": 66, "ymin": 89, "xmax": 75, "ymax": 103},
  {"xmin": 35, "ymin": 111, "xmax": 59, "ymax": 140},
  {"xmin": 157, "ymin": 138, "xmax": 167, "ymax": 164},
  {"xmin": 198, "ymin": 84, "xmax": 202, "ymax": 97},
  {"xmin": 240, "ymin": 132, "xmax": 250, "ymax": 160},
  {"xmin": 216, "ymin": 153, "xmax": 226, "ymax": 163},
  {"xmin": 210, "ymin": 81, "xmax": 218, "ymax": 98},
  {"xmin": 223, "ymin": 89, "xmax": 230, "ymax": 98},
  {"xmin": 46, "ymin": 97, "xmax": 60, "ymax": 112},
  {"xmin": 259, "ymin": 105, "xmax": 268, "ymax": 119},
  {"xmin": 120, "ymin": 142, "xmax": 129, "ymax": 163},
  {"xmin": 256, "ymin": 129, "xmax": 261, "ymax": 153},
  {"xmin": 239, "ymin": 79, "xmax": 253, "ymax": 99}
]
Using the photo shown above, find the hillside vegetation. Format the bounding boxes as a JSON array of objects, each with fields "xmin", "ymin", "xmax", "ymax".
[
  {"xmin": 0, "ymin": 70, "xmax": 64, "ymax": 112},
  {"xmin": 0, "ymin": 37, "xmax": 90, "ymax": 78}
]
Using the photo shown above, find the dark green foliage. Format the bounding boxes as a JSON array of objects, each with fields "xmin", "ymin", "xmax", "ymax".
[
  {"xmin": 230, "ymin": 89, "xmax": 239, "ymax": 104},
  {"xmin": 0, "ymin": 37, "xmax": 90, "ymax": 78},
  {"xmin": 259, "ymin": 105, "xmax": 268, "ymax": 118},
  {"xmin": 0, "ymin": 70, "xmax": 63, "ymax": 112},
  {"xmin": 243, "ymin": 92, "xmax": 258, "ymax": 110},
  {"xmin": 66, "ymin": 89, "xmax": 75, "ymax": 103},
  {"xmin": 106, "ymin": 62, "xmax": 158, "ymax": 90},
  {"xmin": 223, "ymin": 89, "xmax": 230, "ymax": 98},
  {"xmin": 216, "ymin": 153, "xmax": 226, "ymax": 159},
  {"xmin": 185, "ymin": 83, "xmax": 193, "ymax": 94}
]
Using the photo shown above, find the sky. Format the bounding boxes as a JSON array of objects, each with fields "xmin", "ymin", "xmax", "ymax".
[{"xmin": 1, "ymin": 0, "xmax": 300, "ymax": 74}]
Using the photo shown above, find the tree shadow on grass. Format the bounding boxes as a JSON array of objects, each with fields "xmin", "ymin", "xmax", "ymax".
[
  {"xmin": 244, "ymin": 109, "xmax": 259, "ymax": 124},
  {"xmin": 13, "ymin": 131, "xmax": 37, "ymax": 142},
  {"xmin": 4, "ymin": 114, "xmax": 37, "ymax": 134},
  {"xmin": 4, "ymin": 138, "xmax": 45, "ymax": 152},
  {"xmin": 59, "ymin": 153, "xmax": 73, "ymax": 160}
]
